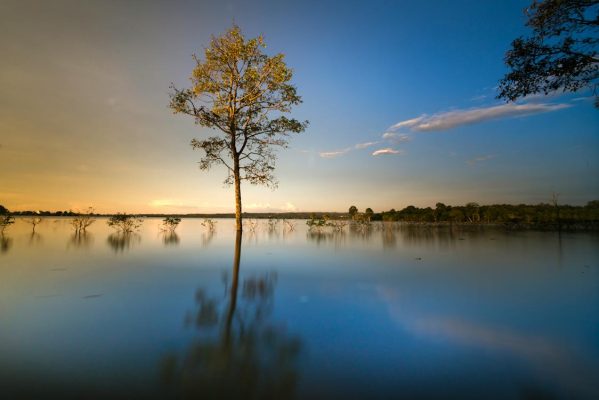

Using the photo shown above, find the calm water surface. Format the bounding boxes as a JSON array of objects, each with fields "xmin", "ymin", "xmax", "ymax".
[{"xmin": 1, "ymin": 218, "xmax": 598, "ymax": 399}]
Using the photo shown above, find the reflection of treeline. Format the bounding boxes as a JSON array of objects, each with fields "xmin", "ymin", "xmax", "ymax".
[{"xmin": 372, "ymin": 201, "xmax": 599, "ymax": 230}]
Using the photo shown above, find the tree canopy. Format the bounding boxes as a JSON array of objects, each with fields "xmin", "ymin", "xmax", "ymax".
[
  {"xmin": 498, "ymin": 0, "xmax": 599, "ymax": 106},
  {"xmin": 169, "ymin": 25, "xmax": 307, "ymax": 230}
]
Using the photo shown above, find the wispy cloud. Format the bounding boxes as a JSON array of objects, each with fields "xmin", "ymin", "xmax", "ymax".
[
  {"xmin": 390, "ymin": 102, "xmax": 570, "ymax": 133},
  {"xmin": 372, "ymin": 148, "xmax": 403, "ymax": 156},
  {"xmin": 354, "ymin": 141, "xmax": 379, "ymax": 149},
  {"xmin": 382, "ymin": 132, "xmax": 411, "ymax": 142},
  {"xmin": 319, "ymin": 147, "xmax": 352, "ymax": 158},
  {"xmin": 390, "ymin": 116, "xmax": 425, "ymax": 130},
  {"xmin": 467, "ymin": 154, "xmax": 496, "ymax": 165},
  {"xmin": 469, "ymin": 94, "xmax": 487, "ymax": 102},
  {"xmin": 244, "ymin": 202, "xmax": 298, "ymax": 212}
]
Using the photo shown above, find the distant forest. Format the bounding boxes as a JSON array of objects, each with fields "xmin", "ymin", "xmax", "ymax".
[
  {"xmin": 368, "ymin": 201, "xmax": 599, "ymax": 230},
  {"xmin": 2, "ymin": 201, "xmax": 599, "ymax": 230}
]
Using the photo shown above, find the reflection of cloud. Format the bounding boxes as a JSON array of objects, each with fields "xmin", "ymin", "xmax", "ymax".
[
  {"xmin": 372, "ymin": 148, "xmax": 403, "ymax": 156},
  {"xmin": 390, "ymin": 102, "xmax": 570, "ymax": 133},
  {"xmin": 467, "ymin": 154, "xmax": 496, "ymax": 165},
  {"xmin": 377, "ymin": 286, "xmax": 599, "ymax": 398}
]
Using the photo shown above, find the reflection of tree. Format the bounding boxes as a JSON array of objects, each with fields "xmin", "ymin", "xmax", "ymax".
[
  {"xmin": 161, "ymin": 232, "xmax": 302, "ymax": 399},
  {"xmin": 306, "ymin": 230, "xmax": 347, "ymax": 248},
  {"xmin": 1, "ymin": 235, "xmax": 12, "ymax": 254},
  {"xmin": 202, "ymin": 230, "xmax": 216, "ymax": 247},
  {"xmin": 349, "ymin": 222, "xmax": 373, "ymax": 240},
  {"xmin": 68, "ymin": 232, "xmax": 93, "ymax": 249},
  {"xmin": 162, "ymin": 231, "xmax": 180, "ymax": 247},
  {"xmin": 106, "ymin": 233, "xmax": 140, "ymax": 253},
  {"xmin": 26, "ymin": 232, "xmax": 43, "ymax": 246},
  {"xmin": 381, "ymin": 223, "xmax": 398, "ymax": 249}
]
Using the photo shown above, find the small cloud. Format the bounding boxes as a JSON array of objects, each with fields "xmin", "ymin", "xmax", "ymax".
[
  {"xmin": 149, "ymin": 199, "xmax": 199, "ymax": 209},
  {"xmin": 319, "ymin": 147, "xmax": 351, "ymax": 158},
  {"xmin": 355, "ymin": 141, "xmax": 379, "ymax": 149},
  {"xmin": 467, "ymin": 154, "xmax": 496, "ymax": 165},
  {"xmin": 372, "ymin": 148, "xmax": 403, "ymax": 156},
  {"xmin": 470, "ymin": 94, "xmax": 487, "ymax": 102},
  {"xmin": 244, "ymin": 202, "xmax": 272, "ymax": 210},
  {"xmin": 382, "ymin": 132, "xmax": 411, "ymax": 143},
  {"xmin": 281, "ymin": 202, "xmax": 297, "ymax": 212}
]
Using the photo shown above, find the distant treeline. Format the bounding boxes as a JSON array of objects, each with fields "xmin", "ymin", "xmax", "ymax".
[
  {"xmin": 0, "ymin": 206, "xmax": 342, "ymax": 220},
  {"xmin": 3, "ymin": 202, "xmax": 599, "ymax": 230},
  {"xmin": 368, "ymin": 201, "xmax": 599, "ymax": 230}
]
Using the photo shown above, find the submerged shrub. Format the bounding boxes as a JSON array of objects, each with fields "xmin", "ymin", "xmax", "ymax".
[
  {"xmin": 107, "ymin": 213, "xmax": 143, "ymax": 234},
  {"xmin": 161, "ymin": 217, "xmax": 181, "ymax": 232}
]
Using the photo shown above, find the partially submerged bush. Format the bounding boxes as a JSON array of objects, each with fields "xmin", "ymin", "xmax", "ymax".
[
  {"xmin": 306, "ymin": 215, "xmax": 326, "ymax": 231},
  {"xmin": 161, "ymin": 217, "xmax": 181, "ymax": 232},
  {"xmin": 202, "ymin": 219, "xmax": 217, "ymax": 232},
  {"xmin": 71, "ymin": 207, "xmax": 96, "ymax": 234},
  {"xmin": 307, "ymin": 215, "xmax": 347, "ymax": 232},
  {"xmin": 25, "ymin": 217, "xmax": 43, "ymax": 233},
  {"xmin": 0, "ymin": 215, "xmax": 15, "ymax": 235},
  {"xmin": 107, "ymin": 213, "xmax": 143, "ymax": 234}
]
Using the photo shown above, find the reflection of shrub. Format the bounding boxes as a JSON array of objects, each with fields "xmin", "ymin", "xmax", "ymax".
[
  {"xmin": 162, "ymin": 231, "xmax": 180, "ymax": 246},
  {"xmin": 0, "ymin": 215, "xmax": 15, "ymax": 235},
  {"xmin": 266, "ymin": 218, "xmax": 279, "ymax": 230},
  {"xmin": 244, "ymin": 219, "xmax": 258, "ymax": 232},
  {"xmin": 1, "ymin": 235, "xmax": 12, "ymax": 253},
  {"xmin": 161, "ymin": 217, "xmax": 181, "ymax": 232},
  {"xmin": 282, "ymin": 219, "xmax": 296, "ymax": 231},
  {"xmin": 107, "ymin": 213, "xmax": 143, "ymax": 233},
  {"xmin": 107, "ymin": 233, "xmax": 140, "ymax": 252}
]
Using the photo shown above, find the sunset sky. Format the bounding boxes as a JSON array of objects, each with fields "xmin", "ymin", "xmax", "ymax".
[{"xmin": 1, "ymin": 0, "xmax": 597, "ymax": 214}]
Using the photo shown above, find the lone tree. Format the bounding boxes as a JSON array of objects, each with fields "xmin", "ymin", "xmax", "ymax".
[
  {"xmin": 170, "ymin": 26, "xmax": 307, "ymax": 231},
  {"xmin": 498, "ymin": 0, "xmax": 599, "ymax": 106}
]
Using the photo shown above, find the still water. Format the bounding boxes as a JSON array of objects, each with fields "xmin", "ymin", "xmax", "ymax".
[{"xmin": 1, "ymin": 218, "xmax": 598, "ymax": 399}]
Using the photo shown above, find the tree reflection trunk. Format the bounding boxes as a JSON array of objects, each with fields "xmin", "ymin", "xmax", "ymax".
[{"xmin": 223, "ymin": 230, "xmax": 242, "ymax": 346}]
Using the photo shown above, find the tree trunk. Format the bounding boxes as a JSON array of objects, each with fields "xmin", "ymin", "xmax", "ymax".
[{"xmin": 233, "ymin": 155, "xmax": 243, "ymax": 232}]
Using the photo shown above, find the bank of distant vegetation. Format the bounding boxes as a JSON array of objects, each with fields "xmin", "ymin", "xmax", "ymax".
[
  {"xmin": 2, "ymin": 200, "xmax": 599, "ymax": 231},
  {"xmin": 358, "ymin": 201, "xmax": 599, "ymax": 231}
]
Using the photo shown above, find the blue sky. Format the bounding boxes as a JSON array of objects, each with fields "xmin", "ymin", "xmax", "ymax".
[{"xmin": 0, "ymin": 0, "xmax": 597, "ymax": 213}]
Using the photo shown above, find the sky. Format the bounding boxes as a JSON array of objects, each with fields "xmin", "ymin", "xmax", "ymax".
[{"xmin": 0, "ymin": 0, "xmax": 597, "ymax": 214}]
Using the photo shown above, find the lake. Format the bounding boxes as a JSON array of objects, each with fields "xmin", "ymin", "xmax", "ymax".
[{"xmin": 1, "ymin": 217, "xmax": 598, "ymax": 399}]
